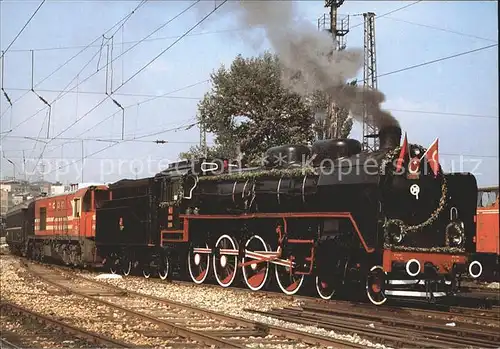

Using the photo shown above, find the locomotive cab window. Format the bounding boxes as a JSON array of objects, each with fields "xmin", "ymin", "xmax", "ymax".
[
  {"xmin": 39, "ymin": 207, "xmax": 47, "ymax": 231},
  {"xmin": 73, "ymin": 198, "xmax": 81, "ymax": 217},
  {"xmin": 94, "ymin": 190, "xmax": 109, "ymax": 209},
  {"xmin": 163, "ymin": 179, "xmax": 181, "ymax": 201},
  {"xmin": 83, "ymin": 191, "xmax": 92, "ymax": 212}
]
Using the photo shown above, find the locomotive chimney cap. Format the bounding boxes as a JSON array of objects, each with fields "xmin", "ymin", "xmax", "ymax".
[
  {"xmin": 364, "ymin": 126, "xmax": 402, "ymax": 150},
  {"xmin": 379, "ymin": 125, "xmax": 402, "ymax": 150}
]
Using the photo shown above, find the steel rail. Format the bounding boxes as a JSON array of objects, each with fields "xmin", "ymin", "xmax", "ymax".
[
  {"xmin": 0, "ymin": 337, "xmax": 21, "ymax": 349},
  {"xmin": 0, "ymin": 301, "xmax": 132, "ymax": 348},
  {"xmin": 31, "ymin": 260, "xmax": 365, "ymax": 349},
  {"xmin": 78, "ymin": 275, "xmax": 366, "ymax": 349},
  {"xmin": 23, "ymin": 261, "xmax": 244, "ymax": 348}
]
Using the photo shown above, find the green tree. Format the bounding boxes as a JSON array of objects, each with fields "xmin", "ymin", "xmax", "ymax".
[
  {"xmin": 309, "ymin": 79, "xmax": 357, "ymax": 140},
  {"xmin": 180, "ymin": 52, "xmax": 314, "ymax": 164}
]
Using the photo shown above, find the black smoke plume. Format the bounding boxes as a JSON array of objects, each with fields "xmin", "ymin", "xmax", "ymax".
[{"xmin": 226, "ymin": 0, "xmax": 400, "ymax": 129}]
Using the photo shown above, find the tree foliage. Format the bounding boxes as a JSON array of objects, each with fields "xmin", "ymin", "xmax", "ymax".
[{"xmin": 180, "ymin": 52, "xmax": 314, "ymax": 164}]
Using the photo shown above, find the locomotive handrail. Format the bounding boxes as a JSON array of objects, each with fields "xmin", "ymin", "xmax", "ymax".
[
  {"xmin": 183, "ymin": 175, "xmax": 199, "ymax": 200},
  {"xmin": 200, "ymin": 162, "xmax": 219, "ymax": 172}
]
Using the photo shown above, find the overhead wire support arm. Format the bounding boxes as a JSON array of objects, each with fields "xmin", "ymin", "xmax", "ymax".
[
  {"xmin": 1, "ymin": 51, "xmax": 13, "ymax": 107},
  {"xmin": 109, "ymin": 96, "xmax": 125, "ymax": 140},
  {"xmin": 30, "ymin": 50, "xmax": 52, "ymax": 137}
]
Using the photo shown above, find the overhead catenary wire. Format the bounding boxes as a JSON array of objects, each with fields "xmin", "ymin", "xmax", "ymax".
[
  {"xmin": 3, "ymin": 0, "xmax": 200, "ymax": 142},
  {"xmin": 43, "ymin": 121, "xmax": 204, "ymax": 176},
  {"xmin": 40, "ymin": 0, "xmax": 207, "ymax": 144},
  {"xmin": 3, "ymin": 1, "xmax": 148, "ymax": 178},
  {"xmin": 350, "ymin": 1, "xmax": 423, "ymax": 30},
  {"xmin": 0, "ymin": 0, "xmax": 148, "ymax": 122},
  {"xmin": 0, "ymin": 85, "xmax": 497, "ymax": 120},
  {"xmin": 2, "ymin": 116, "xmax": 199, "ymax": 154},
  {"xmin": 29, "ymin": 0, "xmax": 226, "ymax": 178},
  {"xmin": 0, "ymin": 0, "xmax": 46, "ymax": 57},
  {"xmin": 70, "ymin": 80, "xmax": 208, "ymax": 142},
  {"xmin": 382, "ymin": 16, "xmax": 497, "ymax": 43},
  {"xmin": 36, "ymin": 79, "xmax": 208, "ymax": 159},
  {"xmin": 352, "ymin": 43, "xmax": 498, "ymax": 84},
  {"xmin": 376, "ymin": 43, "xmax": 498, "ymax": 80}
]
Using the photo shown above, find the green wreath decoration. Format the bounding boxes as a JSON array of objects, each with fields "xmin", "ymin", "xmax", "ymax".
[
  {"xmin": 197, "ymin": 166, "xmax": 318, "ymax": 182},
  {"xmin": 380, "ymin": 143, "xmax": 448, "ymax": 245}
]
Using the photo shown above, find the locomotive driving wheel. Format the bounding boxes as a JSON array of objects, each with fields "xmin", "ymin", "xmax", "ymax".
[
  {"xmin": 242, "ymin": 235, "xmax": 271, "ymax": 291},
  {"xmin": 188, "ymin": 242, "xmax": 211, "ymax": 284},
  {"xmin": 366, "ymin": 265, "xmax": 388, "ymax": 305},
  {"xmin": 213, "ymin": 234, "xmax": 239, "ymax": 287},
  {"xmin": 158, "ymin": 255, "xmax": 170, "ymax": 280},
  {"xmin": 275, "ymin": 261, "xmax": 305, "ymax": 295}
]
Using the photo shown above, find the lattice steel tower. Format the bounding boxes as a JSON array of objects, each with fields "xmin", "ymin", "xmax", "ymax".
[
  {"xmin": 316, "ymin": 0, "xmax": 350, "ymax": 140},
  {"xmin": 317, "ymin": 0, "xmax": 350, "ymax": 51},
  {"xmin": 362, "ymin": 12, "xmax": 379, "ymax": 151}
]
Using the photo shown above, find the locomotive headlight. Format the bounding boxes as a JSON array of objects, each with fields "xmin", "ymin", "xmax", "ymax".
[{"xmin": 446, "ymin": 221, "xmax": 465, "ymax": 248}]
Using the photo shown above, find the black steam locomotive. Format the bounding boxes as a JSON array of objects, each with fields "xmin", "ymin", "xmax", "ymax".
[{"xmin": 95, "ymin": 125, "xmax": 478, "ymax": 305}]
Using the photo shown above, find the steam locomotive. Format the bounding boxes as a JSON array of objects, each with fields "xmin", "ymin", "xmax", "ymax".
[
  {"xmin": 94, "ymin": 125, "xmax": 477, "ymax": 304},
  {"xmin": 5, "ymin": 125, "xmax": 479, "ymax": 305}
]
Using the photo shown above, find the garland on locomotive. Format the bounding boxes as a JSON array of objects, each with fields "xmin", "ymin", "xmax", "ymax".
[{"xmin": 95, "ymin": 125, "xmax": 478, "ymax": 305}]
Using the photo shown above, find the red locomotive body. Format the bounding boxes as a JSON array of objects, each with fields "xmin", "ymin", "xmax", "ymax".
[
  {"xmin": 469, "ymin": 186, "xmax": 499, "ymax": 280},
  {"xmin": 29, "ymin": 184, "xmax": 110, "ymax": 266}
]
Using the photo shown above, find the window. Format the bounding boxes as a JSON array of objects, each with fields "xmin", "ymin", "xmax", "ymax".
[
  {"xmin": 73, "ymin": 199, "xmax": 81, "ymax": 217},
  {"xmin": 478, "ymin": 190, "xmax": 499, "ymax": 207},
  {"xmin": 94, "ymin": 190, "xmax": 109, "ymax": 209},
  {"xmin": 82, "ymin": 192, "xmax": 91, "ymax": 212},
  {"xmin": 39, "ymin": 207, "xmax": 47, "ymax": 231}
]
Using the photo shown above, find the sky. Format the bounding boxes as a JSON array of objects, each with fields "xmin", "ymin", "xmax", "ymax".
[{"xmin": 0, "ymin": 0, "xmax": 498, "ymax": 187}]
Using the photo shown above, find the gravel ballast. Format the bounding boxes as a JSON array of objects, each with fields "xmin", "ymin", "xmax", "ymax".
[{"xmin": 78, "ymin": 271, "xmax": 391, "ymax": 349}]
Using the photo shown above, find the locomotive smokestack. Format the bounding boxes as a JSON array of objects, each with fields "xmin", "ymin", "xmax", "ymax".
[{"xmin": 378, "ymin": 126, "xmax": 402, "ymax": 150}]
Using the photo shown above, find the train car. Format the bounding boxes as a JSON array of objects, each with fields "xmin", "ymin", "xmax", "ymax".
[
  {"xmin": 469, "ymin": 185, "xmax": 499, "ymax": 281},
  {"xmin": 4, "ymin": 199, "xmax": 36, "ymax": 256},
  {"xmin": 27, "ymin": 184, "xmax": 110, "ymax": 266},
  {"xmin": 95, "ymin": 178, "xmax": 170, "ymax": 278},
  {"xmin": 97, "ymin": 125, "xmax": 479, "ymax": 305}
]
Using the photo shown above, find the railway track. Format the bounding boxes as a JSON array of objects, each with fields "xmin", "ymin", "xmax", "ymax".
[
  {"xmin": 23, "ymin": 260, "xmax": 369, "ymax": 349},
  {"xmin": 246, "ymin": 300, "xmax": 500, "ymax": 349},
  {"xmin": 74, "ymin": 263, "xmax": 500, "ymax": 348},
  {"xmin": 0, "ymin": 338, "xmax": 20, "ymax": 349},
  {"xmin": 0, "ymin": 301, "xmax": 129, "ymax": 348}
]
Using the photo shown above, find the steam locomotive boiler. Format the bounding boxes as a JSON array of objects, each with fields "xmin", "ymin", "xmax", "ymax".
[{"xmin": 140, "ymin": 125, "xmax": 478, "ymax": 304}]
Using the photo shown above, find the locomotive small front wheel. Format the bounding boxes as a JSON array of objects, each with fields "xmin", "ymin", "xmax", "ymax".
[
  {"xmin": 275, "ymin": 263, "xmax": 305, "ymax": 295},
  {"xmin": 187, "ymin": 242, "xmax": 211, "ymax": 284},
  {"xmin": 213, "ymin": 234, "xmax": 239, "ymax": 287},
  {"xmin": 242, "ymin": 235, "xmax": 271, "ymax": 291},
  {"xmin": 158, "ymin": 255, "xmax": 170, "ymax": 280},
  {"xmin": 366, "ymin": 265, "xmax": 387, "ymax": 306},
  {"xmin": 315, "ymin": 275, "xmax": 336, "ymax": 300},
  {"xmin": 142, "ymin": 268, "xmax": 151, "ymax": 278}
]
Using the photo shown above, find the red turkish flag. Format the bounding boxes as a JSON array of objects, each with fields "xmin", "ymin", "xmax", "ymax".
[
  {"xmin": 408, "ymin": 157, "xmax": 421, "ymax": 175},
  {"xmin": 395, "ymin": 132, "xmax": 409, "ymax": 172},
  {"xmin": 421, "ymin": 138, "xmax": 439, "ymax": 177}
]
